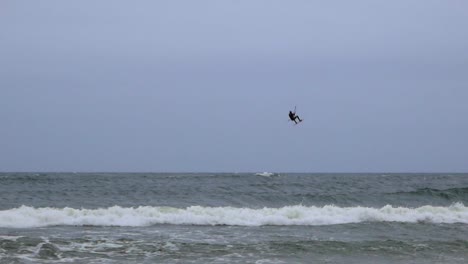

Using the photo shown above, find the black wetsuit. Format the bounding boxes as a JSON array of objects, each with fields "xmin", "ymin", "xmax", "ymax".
[{"xmin": 289, "ymin": 111, "xmax": 302, "ymax": 124}]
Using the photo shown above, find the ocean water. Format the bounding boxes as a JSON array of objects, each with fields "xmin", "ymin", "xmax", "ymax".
[{"xmin": 0, "ymin": 173, "xmax": 467, "ymax": 264}]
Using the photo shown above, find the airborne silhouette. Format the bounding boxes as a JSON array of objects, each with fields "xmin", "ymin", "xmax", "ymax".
[{"xmin": 288, "ymin": 107, "xmax": 303, "ymax": 124}]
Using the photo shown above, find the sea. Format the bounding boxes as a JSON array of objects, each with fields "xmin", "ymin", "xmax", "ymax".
[{"xmin": 0, "ymin": 172, "xmax": 467, "ymax": 264}]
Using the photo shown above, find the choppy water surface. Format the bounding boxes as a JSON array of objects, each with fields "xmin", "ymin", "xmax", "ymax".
[{"xmin": 1, "ymin": 173, "xmax": 467, "ymax": 263}]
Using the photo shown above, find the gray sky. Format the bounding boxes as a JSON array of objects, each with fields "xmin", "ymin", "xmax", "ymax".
[{"xmin": 1, "ymin": 0, "xmax": 468, "ymax": 172}]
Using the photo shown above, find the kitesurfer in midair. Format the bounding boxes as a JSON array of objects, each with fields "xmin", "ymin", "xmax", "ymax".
[{"xmin": 289, "ymin": 107, "xmax": 302, "ymax": 124}]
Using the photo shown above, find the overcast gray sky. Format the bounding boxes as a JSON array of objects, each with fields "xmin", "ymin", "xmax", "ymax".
[{"xmin": 1, "ymin": 0, "xmax": 467, "ymax": 172}]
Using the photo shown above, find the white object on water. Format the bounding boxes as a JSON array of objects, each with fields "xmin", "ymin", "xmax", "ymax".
[{"xmin": 255, "ymin": 172, "xmax": 274, "ymax": 177}]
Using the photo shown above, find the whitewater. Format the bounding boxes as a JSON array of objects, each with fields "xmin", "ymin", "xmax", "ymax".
[{"xmin": 1, "ymin": 203, "xmax": 467, "ymax": 228}]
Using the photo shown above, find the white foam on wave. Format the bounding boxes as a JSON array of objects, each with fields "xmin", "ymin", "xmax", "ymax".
[
  {"xmin": 1, "ymin": 203, "xmax": 467, "ymax": 228},
  {"xmin": 255, "ymin": 172, "xmax": 275, "ymax": 177},
  {"xmin": 0, "ymin": 235, "xmax": 23, "ymax": 241}
]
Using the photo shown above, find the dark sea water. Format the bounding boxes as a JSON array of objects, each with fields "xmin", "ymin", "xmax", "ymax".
[{"xmin": 1, "ymin": 173, "xmax": 467, "ymax": 263}]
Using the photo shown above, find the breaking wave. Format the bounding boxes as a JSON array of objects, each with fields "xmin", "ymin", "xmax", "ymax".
[
  {"xmin": 1, "ymin": 203, "xmax": 467, "ymax": 228},
  {"xmin": 255, "ymin": 172, "xmax": 276, "ymax": 177}
]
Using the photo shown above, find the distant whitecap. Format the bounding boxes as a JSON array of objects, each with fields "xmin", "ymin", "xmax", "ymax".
[{"xmin": 255, "ymin": 172, "xmax": 275, "ymax": 177}]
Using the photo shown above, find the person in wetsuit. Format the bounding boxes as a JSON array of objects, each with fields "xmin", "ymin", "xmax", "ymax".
[{"xmin": 289, "ymin": 110, "xmax": 302, "ymax": 124}]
